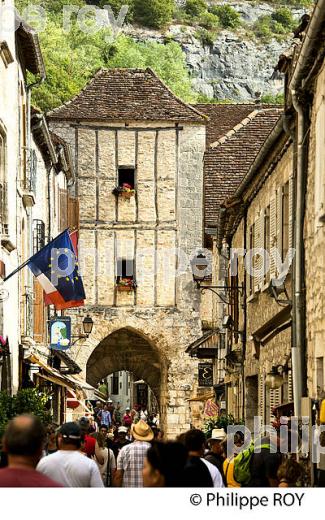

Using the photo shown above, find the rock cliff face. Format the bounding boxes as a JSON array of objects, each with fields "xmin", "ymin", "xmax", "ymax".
[{"xmin": 125, "ymin": 1, "xmax": 307, "ymax": 101}]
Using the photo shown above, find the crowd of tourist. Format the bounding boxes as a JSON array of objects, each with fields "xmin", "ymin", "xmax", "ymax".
[{"xmin": 0, "ymin": 399, "xmax": 308, "ymax": 488}]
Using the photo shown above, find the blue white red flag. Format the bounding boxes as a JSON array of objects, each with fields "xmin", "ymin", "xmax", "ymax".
[{"xmin": 28, "ymin": 229, "xmax": 85, "ymax": 310}]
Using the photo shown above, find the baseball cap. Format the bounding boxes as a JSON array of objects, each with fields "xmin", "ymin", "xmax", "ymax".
[
  {"xmin": 60, "ymin": 422, "xmax": 81, "ymax": 440},
  {"xmin": 118, "ymin": 426, "xmax": 128, "ymax": 434}
]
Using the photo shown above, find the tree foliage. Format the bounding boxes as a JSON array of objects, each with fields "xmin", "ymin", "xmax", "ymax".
[
  {"xmin": 0, "ymin": 389, "xmax": 52, "ymax": 438},
  {"xmin": 133, "ymin": 0, "xmax": 175, "ymax": 29},
  {"xmin": 209, "ymin": 5, "xmax": 241, "ymax": 29},
  {"xmin": 184, "ymin": 0, "xmax": 208, "ymax": 18}
]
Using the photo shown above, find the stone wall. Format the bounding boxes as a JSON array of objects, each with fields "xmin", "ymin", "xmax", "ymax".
[
  {"xmin": 49, "ymin": 119, "xmax": 206, "ymax": 436},
  {"xmin": 304, "ymin": 60, "xmax": 325, "ymax": 400}
]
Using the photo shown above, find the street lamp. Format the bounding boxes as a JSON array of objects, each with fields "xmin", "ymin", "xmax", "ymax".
[
  {"xmin": 265, "ymin": 366, "xmax": 285, "ymax": 389},
  {"xmin": 82, "ymin": 315, "xmax": 94, "ymax": 336},
  {"xmin": 191, "ymin": 252, "xmax": 244, "ymax": 304},
  {"xmin": 191, "ymin": 252, "xmax": 210, "ymax": 283},
  {"xmin": 71, "ymin": 315, "xmax": 94, "ymax": 345}
]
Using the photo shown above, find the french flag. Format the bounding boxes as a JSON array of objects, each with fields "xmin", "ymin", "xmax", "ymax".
[{"xmin": 28, "ymin": 229, "xmax": 85, "ymax": 311}]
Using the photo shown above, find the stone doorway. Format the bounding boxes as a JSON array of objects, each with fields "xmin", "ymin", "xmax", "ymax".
[{"xmin": 86, "ymin": 327, "xmax": 167, "ymax": 428}]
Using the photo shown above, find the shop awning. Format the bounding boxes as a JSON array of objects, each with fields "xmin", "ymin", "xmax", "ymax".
[
  {"xmin": 26, "ymin": 354, "xmax": 80, "ymax": 391},
  {"xmin": 252, "ymin": 305, "xmax": 292, "ymax": 350},
  {"xmin": 186, "ymin": 331, "xmax": 220, "ymax": 359}
]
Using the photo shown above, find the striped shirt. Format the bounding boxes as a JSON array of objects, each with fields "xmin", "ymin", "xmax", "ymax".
[{"xmin": 117, "ymin": 441, "xmax": 150, "ymax": 487}]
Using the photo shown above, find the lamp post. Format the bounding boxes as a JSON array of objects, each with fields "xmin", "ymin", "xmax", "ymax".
[
  {"xmin": 71, "ymin": 315, "xmax": 94, "ymax": 345},
  {"xmin": 191, "ymin": 252, "xmax": 244, "ymax": 304}
]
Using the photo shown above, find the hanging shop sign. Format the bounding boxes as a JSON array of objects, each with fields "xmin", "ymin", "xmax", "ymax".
[
  {"xmin": 198, "ymin": 362, "xmax": 214, "ymax": 387},
  {"xmin": 49, "ymin": 317, "xmax": 71, "ymax": 351}
]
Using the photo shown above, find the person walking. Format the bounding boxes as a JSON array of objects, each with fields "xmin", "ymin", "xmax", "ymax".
[
  {"xmin": 182, "ymin": 429, "xmax": 224, "ymax": 487},
  {"xmin": 0, "ymin": 415, "xmax": 61, "ymax": 487},
  {"xmin": 37, "ymin": 422, "xmax": 104, "ymax": 487},
  {"xmin": 112, "ymin": 426, "xmax": 131, "ymax": 459},
  {"xmin": 205, "ymin": 428, "xmax": 227, "ymax": 485},
  {"xmin": 115, "ymin": 420, "xmax": 153, "ymax": 487},
  {"xmin": 92, "ymin": 432, "xmax": 116, "ymax": 487},
  {"xmin": 143, "ymin": 441, "xmax": 188, "ymax": 487},
  {"xmin": 123, "ymin": 407, "xmax": 133, "ymax": 428},
  {"xmin": 98, "ymin": 404, "xmax": 112, "ymax": 429}
]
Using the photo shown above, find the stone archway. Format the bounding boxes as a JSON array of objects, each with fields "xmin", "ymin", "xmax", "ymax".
[{"xmin": 86, "ymin": 327, "xmax": 168, "ymax": 424}]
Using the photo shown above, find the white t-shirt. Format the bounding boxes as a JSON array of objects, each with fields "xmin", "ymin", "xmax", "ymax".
[
  {"xmin": 201, "ymin": 458, "xmax": 224, "ymax": 488},
  {"xmin": 93, "ymin": 448, "xmax": 116, "ymax": 485},
  {"xmin": 37, "ymin": 450, "xmax": 104, "ymax": 488}
]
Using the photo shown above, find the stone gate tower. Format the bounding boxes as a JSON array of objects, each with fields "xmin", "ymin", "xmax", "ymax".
[{"xmin": 48, "ymin": 68, "xmax": 207, "ymax": 436}]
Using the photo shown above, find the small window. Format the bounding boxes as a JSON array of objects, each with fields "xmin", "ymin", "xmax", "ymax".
[
  {"xmin": 116, "ymin": 258, "xmax": 134, "ymax": 281},
  {"xmin": 112, "ymin": 373, "xmax": 119, "ymax": 395},
  {"xmin": 118, "ymin": 167, "xmax": 135, "ymax": 189},
  {"xmin": 33, "ymin": 219, "xmax": 45, "ymax": 254}
]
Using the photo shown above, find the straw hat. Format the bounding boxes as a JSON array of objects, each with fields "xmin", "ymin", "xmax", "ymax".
[
  {"xmin": 131, "ymin": 420, "xmax": 154, "ymax": 442},
  {"xmin": 208, "ymin": 428, "xmax": 226, "ymax": 442}
]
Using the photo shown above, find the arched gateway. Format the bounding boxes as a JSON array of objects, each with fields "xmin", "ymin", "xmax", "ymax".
[
  {"xmin": 86, "ymin": 327, "xmax": 165, "ymax": 410},
  {"xmin": 47, "ymin": 68, "xmax": 207, "ymax": 436}
]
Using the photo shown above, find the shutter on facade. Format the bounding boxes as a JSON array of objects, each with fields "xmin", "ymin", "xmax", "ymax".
[
  {"xmin": 288, "ymin": 370, "xmax": 293, "ymax": 402},
  {"xmin": 68, "ymin": 196, "xmax": 79, "ymax": 231},
  {"xmin": 288, "ymin": 176, "xmax": 294, "ymax": 250},
  {"xmin": 33, "ymin": 280, "xmax": 45, "ymax": 343},
  {"xmin": 270, "ymin": 196, "xmax": 277, "ymax": 278},
  {"xmin": 276, "ymin": 187, "xmax": 283, "ymax": 277},
  {"xmin": 258, "ymin": 374, "xmax": 265, "ymax": 424},
  {"xmin": 256, "ymin": 211, "xmax": 264, "ymax": 289},
  {"xmin": 59, "ymin": 189, "xmax": 68, "ymax": 231},
  {"xmin": 269, "ymin": 387, "xmax": 282, "ymax": 421}
]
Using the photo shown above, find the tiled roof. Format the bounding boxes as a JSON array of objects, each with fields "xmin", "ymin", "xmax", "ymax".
[
  {"xmin": 47, "ymin": 68, "xmax": 206, "ymax": 123},
  {"xmin": 204, "ymin": 107, "xmax": 282, "ymax": 229},
  {"xmin": 192, "ymin": 103, "xmax": 280, "ymax": 146}
]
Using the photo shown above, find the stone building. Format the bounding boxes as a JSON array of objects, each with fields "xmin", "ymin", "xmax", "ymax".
[
  {"xmin": 0, "ymin": 4, "xmax": 46, "ymax": 393},
  {"xmin": 47, "ymin": 68, "xmax": 207, "ymax": 435},
  {"xmin": 216, "ymin": 115, "xmax": 294, "ymax": 428},
  {"xmin": 187, "ymin": 104, "xmax": 284, "ymax": 426}
]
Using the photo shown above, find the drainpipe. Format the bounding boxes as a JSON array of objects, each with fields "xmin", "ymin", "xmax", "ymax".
[{"xmin": 291, "ymin": 90, "xmax": 308, "ymax": 418}]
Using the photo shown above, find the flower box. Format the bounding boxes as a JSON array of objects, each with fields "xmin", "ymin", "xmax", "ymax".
[
  {"xmin": 116, "ymin": 279, "xmax": 137, "ymax": 292},
  {"xmin": 112, "ymin": 186, "xmax": 135, "ymax": 199}
]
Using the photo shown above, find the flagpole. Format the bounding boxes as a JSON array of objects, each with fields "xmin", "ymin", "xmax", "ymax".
[{"xmin": 3, "ymin": 229, "xmax": 69, "ymax": 283}]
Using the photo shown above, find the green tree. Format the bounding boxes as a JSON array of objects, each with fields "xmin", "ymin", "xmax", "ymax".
[
  {"xmin": 184, "ymin": 0, "xmax": 208, "ymax": 19},
  {"xmin": 98, "ymin": 0, "xmax": 135, "ymax": 23},
  {"xmin": 107, "ymin": 36, "xmax": 196, "ymax": 102},
  {"xmin": 133, "ymin": 0, "xmax": 175, "ymax": 29},
  {"xmin": 209, "ymin": 5, "xmax": 241, "ymax": 29}
]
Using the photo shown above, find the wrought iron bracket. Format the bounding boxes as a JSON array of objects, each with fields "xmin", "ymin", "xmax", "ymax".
[{"xmin": 196, "ymin": 282, "xmax": 245, "ymax": 305}]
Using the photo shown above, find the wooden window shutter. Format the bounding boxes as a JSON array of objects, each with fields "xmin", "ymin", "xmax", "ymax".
[
  {"xmin": 256, "ymin": 212, "xmax": 264, "ymax": 290},
  {"xmin": 68, "ymin": 196, "xmax": 79, "ymax": 231},
  {"xmin": 59, "ymin": 189, "xmax": 68, "ymax": 231},
  {"xmin": 33, "ymin": 279, "xmax": 45, "ymax": 343},
  {"xmin": 258, "ymin": 374, "xmax": 266, "ymax": 424},
  {"xmin": 269, "ymin": 387, "xmax": 282, "ymax": 422},
  {"xmin": 288, "ymin": 370, "xmax": 293, "ymax": 402},
  {"xmin": 269, "ymin": 196, "xmax": 277, "ymax": 279},
  {"xmin": 289, "ymin": 177, "xmax": 294, "ymax": 250},
  {"xmin": 276, "ymin": 187, "xmax": 283, "ymax": 275}
]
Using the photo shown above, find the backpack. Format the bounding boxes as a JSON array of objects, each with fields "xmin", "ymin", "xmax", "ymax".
[{"xmin": 233, "ymin": 440, "xmax": 270, "ymax": 486}]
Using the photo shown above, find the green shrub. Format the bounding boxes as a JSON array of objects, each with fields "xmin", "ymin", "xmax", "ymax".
[
  {"xmin": 99, "ymin": 0, "xmax": 135, "ymax": 23},
  {"xmin": 199, "ymin": 11, "xmax": 220, "ymax": 31},
  {"xmin": 133, "ymin": 0, "xmax": 175, "ymax": 29},
  {"xmin": 184, "ymin": 0, "xmax": 208, "ymax": 19},
  {"xmin": 261, "ymin": 92, "xmax": 285, "ymax": 104},
  {"xmin": 195, "ymin": 27, "xmax": 216, "ymax": 47},
  {"xmin": 271, "ymin": 7, "xmax": 295, "ymax": 30},
  {"xmin": 253, "ymin": 15, "xmax": 273, "ymax": 42},
  {"xmin": 209, "ymin": 5, "xmax": 241, "ymax": 30}
]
